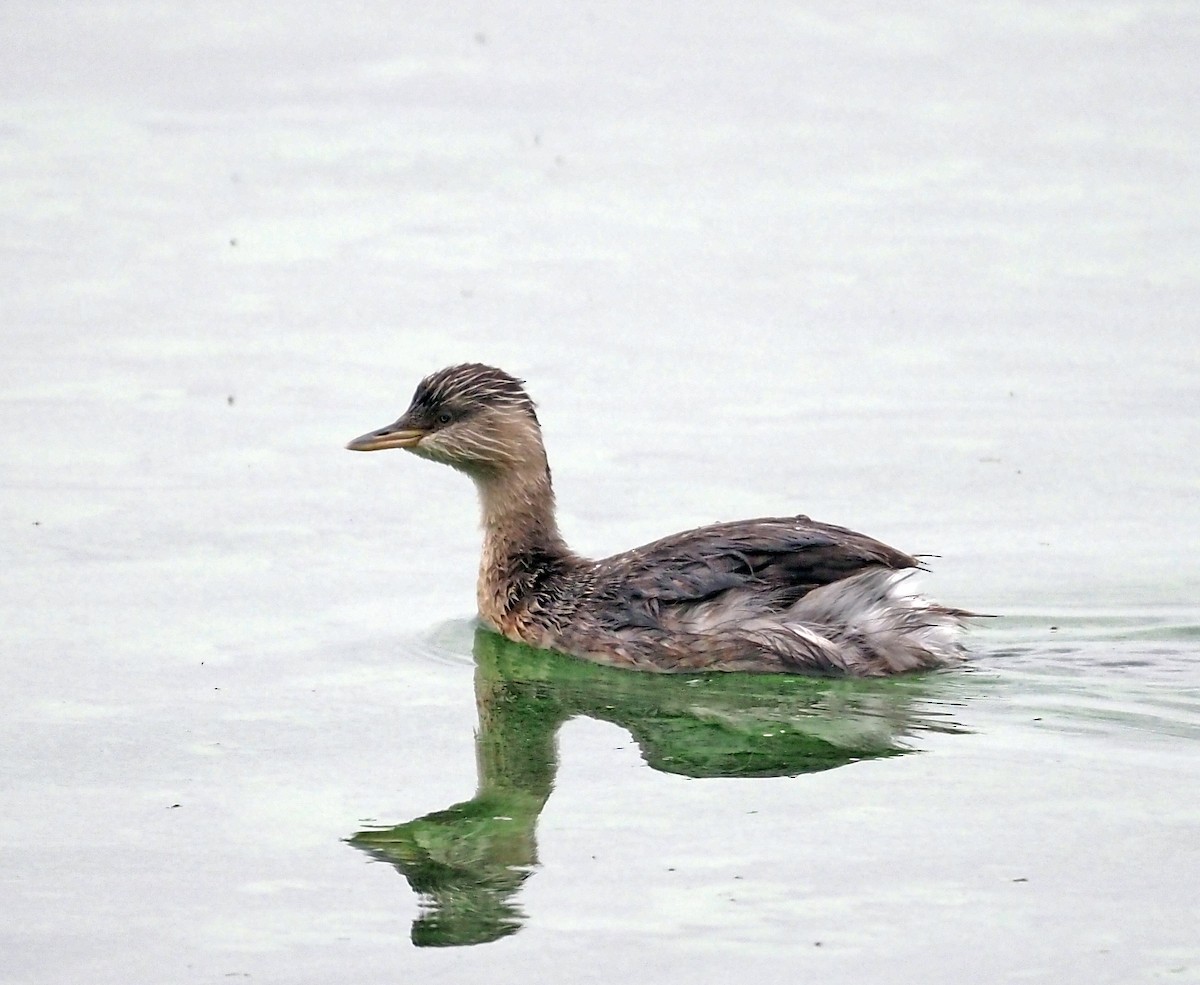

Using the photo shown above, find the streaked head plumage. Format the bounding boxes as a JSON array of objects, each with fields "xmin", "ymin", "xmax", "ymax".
[
  {"xmin": 346, "ymin": 364, "xmax": 546, "ymax": 477},
  {"xmin": 409, "ymin": 363, "xmax": 539, "ymax": 425}
]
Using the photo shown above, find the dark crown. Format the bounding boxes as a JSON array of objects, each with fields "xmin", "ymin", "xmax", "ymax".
[{"xmin": 411, "ymin": 363, "xmax": 539, "ymax": 422}]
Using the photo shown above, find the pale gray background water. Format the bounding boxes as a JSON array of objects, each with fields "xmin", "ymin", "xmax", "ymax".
[{"xmin": 3, "ymin": 3, "xmax": 1198, "ymax": 983}]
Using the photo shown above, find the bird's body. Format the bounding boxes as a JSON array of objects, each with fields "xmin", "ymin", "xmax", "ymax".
[{"xmin": 348, "ymin": 363, "xmax": 969, "ymax": 676}]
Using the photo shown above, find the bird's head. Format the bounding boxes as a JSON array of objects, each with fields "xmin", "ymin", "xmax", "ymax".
[{"xmin": 346, "ymin": 363, "xmax": 545, "ymax": 479}]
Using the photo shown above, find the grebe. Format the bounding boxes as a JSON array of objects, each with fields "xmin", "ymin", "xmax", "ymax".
[{"xmin": 347, "ymin": 363, "xmax": 968, "ymax": 675}]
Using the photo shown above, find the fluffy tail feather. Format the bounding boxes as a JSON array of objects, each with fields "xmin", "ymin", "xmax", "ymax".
[{"xmin": 746, "ymin": 568, "xmax": 969, "ymax": 676}]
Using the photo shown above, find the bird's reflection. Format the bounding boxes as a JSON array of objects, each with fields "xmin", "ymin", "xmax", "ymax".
[{"xmin": 349, "ymin": 628, "xmax": 966, "ymax": 947}]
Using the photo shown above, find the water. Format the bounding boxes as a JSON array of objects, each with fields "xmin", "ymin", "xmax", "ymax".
[{"xmin": 3, "ymin": 3, "xmax": 1199, "ymax": 983}]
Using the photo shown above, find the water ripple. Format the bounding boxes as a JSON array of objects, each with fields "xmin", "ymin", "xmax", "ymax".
[
  {"xmin": 406, "ymin": 618, "xmax": 479, "ymax": 669},
  {"xmin": 970, "ymin": 622, "xmax": 1200, "ymax": 742}
]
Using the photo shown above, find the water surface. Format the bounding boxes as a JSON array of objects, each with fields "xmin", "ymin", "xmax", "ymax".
[{"xmin": 2, "ymin": 3, "xmax": 1198, "ymax": 983}]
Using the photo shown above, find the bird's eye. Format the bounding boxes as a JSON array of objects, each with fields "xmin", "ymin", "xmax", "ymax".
[{"xmin": 437, "ymin": 412, "xmax": 452, "ymax": 425}]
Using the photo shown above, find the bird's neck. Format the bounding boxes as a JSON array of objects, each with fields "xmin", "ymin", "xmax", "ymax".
[
  {"xmin": 476, "ymin": 464, "xmax": 566, "ymax": 554},
  {"xmin": 473, "ymin": 459, "xmax": 573, "ymax": 632}
]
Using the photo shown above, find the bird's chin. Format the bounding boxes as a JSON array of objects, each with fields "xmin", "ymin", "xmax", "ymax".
[
  {"xmin": 409, "ymin": 443, "xmax": 491, "ymax": 476},
  {"xmin": 409, "ymin": 442, "xmax": 461, "ymax": 466}
]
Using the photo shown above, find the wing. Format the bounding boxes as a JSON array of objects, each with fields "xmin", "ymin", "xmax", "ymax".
[{"xmin": 587, "ymin": 514, "xmax": 918, "ymax": 632}]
